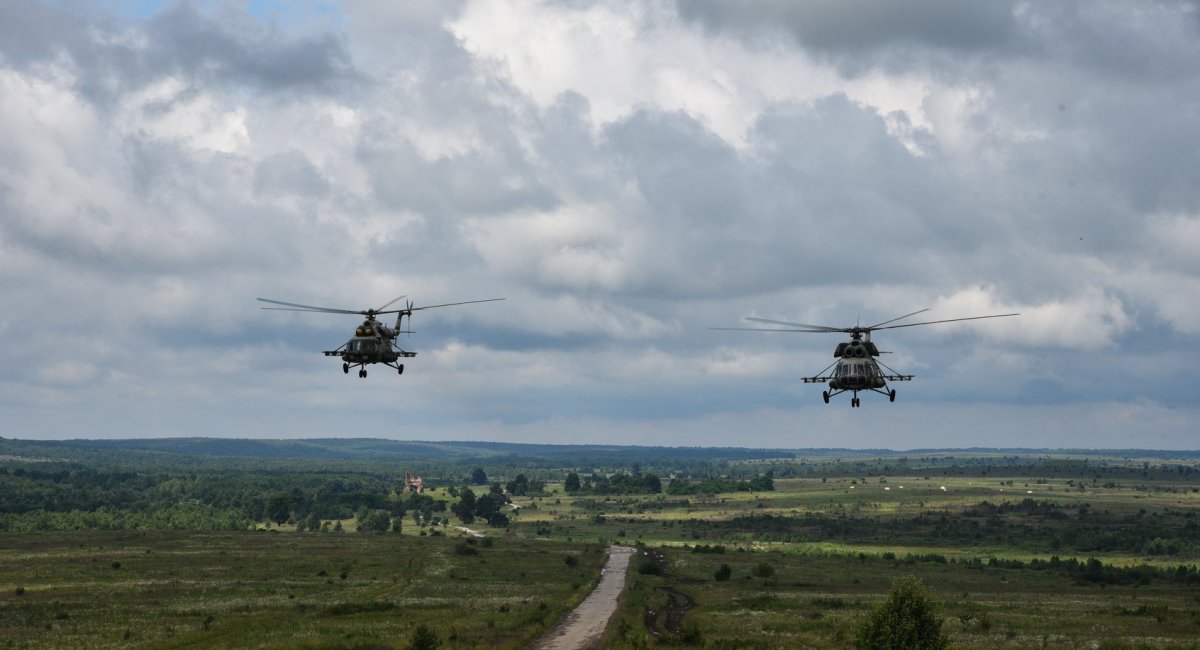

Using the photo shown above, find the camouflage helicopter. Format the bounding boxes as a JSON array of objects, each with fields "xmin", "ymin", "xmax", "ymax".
[
  {"xmin": 714, "ymin": 309, "xmax": 1018, "ymax": 407},
  {"xmin": 257, "ymin": 295, "xmax": 503, "ymax": 378}
]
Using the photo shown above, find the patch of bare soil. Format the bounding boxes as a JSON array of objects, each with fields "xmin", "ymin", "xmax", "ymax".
[{"xmin": 643, "ymin": 585, "xmax": 696, "ymax": 635}]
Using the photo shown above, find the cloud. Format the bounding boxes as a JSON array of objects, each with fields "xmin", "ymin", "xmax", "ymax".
[
  {"xmin": 677, "ymin": 0, "xmax": 1023, "ymax": 72},
  {"xmin": 1, "ymin": 1, "xmax": 1198, "ymax": 445}
]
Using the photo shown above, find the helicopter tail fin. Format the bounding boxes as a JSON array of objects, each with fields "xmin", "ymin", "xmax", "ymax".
[{"xmin": 394, "ymin": 300, "xmax": 414, "ymax": 333}]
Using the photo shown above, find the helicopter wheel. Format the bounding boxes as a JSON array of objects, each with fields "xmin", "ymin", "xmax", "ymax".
[
  {"xmin": 852, "ymin": 398, "xmax": 860, "ymax": 408},
  {"xmin": 397, "ymin": 364, "xmax": 404, "ymax": 375},
  {"xmin": 889, "ymin": 390, "xmax": 896, "ymax": 403},
  {"xmin": 359, "ymin": 369, "xmax": 367, "ymax": 378},
  {"xmin": 343, "ymin": 363, "xmax": 349, "ymax": 374},
  {"xmin": 822, "ymin": 391, "xmax": 830, "ymax": 404}
]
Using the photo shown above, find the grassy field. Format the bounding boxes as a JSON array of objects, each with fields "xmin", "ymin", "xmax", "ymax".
[
  {"xmin": 0, "ymin": 530, "xmax": 605, "ymax": 649},
  {"xmin": 503, "ymin": 466, "xmax": 1200, "ymax": 648},
  {"xmin": 601, "ymin": 545, "xmax": 1200, "ymax": 649},
  {"xmin": 3, "ymin": 454, "xmax": 1199, "ymax": 648}
]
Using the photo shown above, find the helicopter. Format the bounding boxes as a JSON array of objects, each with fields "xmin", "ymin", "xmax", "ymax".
[
  {"xmin": 257, "ymin": 295, "xmax": 504, "ymax": 378},
  {"xmin": 714, "ymin": 308, "xmax": 1018, "ymax": 407}
]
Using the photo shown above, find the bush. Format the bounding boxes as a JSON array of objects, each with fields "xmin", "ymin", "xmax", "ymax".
[
  {"xmin": 752, "ymin": 562, "xmax": 775, "ymax": 578},
  {"xmin": 408, "ymin": 623, "xmax": 441, "ymax": 650},
  {"xmin": 453, "ymin": 542, "xmax": 478, "ymax": 556},
  {"xmin": 855, "ymin": 575, "xmax": 947, "ymax": 650},
  {"xmin": 714, "ymin": 564, "xmax": 732, "ymax": 581},
  {"xmin": 637, "ymin": 560, "xmax": 664, "ymax": 576}
]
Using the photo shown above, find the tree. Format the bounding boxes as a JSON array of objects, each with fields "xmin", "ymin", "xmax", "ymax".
[
  {"xmin": 507, "ymin": 474, "xmax": 529, "ymax": 496},
  {"xmin": 357, "ymin": 509, "xmax": 391, "ymax": 533},
  {"xmin": 408, "ymin": 623, "xmax": 441, "ymax": 650},
  {"xmin": 452, "ymin": 488, "xmax": 477, "ymax": 524},
  {"xmin": 474, "ymin": 493, "xmax": 503, "ymax": 521},
  {"xmin": 714, "ymin": 564, "xmax": 732, "ymax": 581},
  {"xmin": 470, "ymin": 467, "xmax": 488, "ymax": 485},
  {"xmin": 564, "ymin": 472, "xmax": 581, "ymax": 493},
  {"xmin": 855, "ymin": 575, "xmax": 948, "ymax": 650},
  {"xmin": 264, "ymin": 492, "xmax": 291, "ymax": 526}
]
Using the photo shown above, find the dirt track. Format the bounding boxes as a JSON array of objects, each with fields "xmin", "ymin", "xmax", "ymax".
[{"xmin": 530, "ymin": 545, "xmax": 635, "ymax": 650}]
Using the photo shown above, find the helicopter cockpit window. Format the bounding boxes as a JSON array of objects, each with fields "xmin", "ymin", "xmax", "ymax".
[{"xmin": 349, "ymin": 339, "xmax": 379, "ymax": 353}]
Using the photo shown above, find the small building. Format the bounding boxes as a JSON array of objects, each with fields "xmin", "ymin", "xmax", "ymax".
[{"xmin": 403, "ymin": 473, "xmax": 424, "ymax": 493}]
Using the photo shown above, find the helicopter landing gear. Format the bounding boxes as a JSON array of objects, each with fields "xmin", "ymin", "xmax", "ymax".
[
  {"xmin": 822, "ymin": 391, "xmax": 830, "ymax": 404},
  {"xmin": 889, "ymin": 389, "xmax": 896, "ymax": 402},
  {"xmin": 343, "ymin": 363, "xmax": 349, "ymax": 374},
  {"xmin": 397, "ymin": 364, "xmax": 404, "ymax": 375},
  {"xmin": 358, "ymin": 368, "xmax": 367, "ymax": 378},
  {"xmin": 851, "ymin": 397, "xmax": 860, "ymax": 408}
]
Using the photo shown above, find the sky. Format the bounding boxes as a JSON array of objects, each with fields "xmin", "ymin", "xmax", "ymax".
[{"xmin": 1, "ymin": 0, "xmax": 1198, "ymax": 449}]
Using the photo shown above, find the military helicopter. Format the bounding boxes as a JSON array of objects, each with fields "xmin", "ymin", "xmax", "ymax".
[
  {"xmin": 257, "ymin": 295, "xmax": 503, "ymax": 378},
  {"xmin": 714, "ymin": 309, "xmax": 1018, "ymax": 407}
]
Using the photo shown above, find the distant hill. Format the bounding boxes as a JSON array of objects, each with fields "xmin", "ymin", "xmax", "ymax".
[
  {"xmin": 1, "ymin": 437, "xmax": 1196, "ymax": 468},
  {"xmin": 0, "ymin": 437, "xmax": 806, "ymax": 467}
]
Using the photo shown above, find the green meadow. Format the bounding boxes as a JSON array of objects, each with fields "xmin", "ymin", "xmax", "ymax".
[{"xmin": 0, "ymin": 531, "xmax": 604, "ymax": 649}]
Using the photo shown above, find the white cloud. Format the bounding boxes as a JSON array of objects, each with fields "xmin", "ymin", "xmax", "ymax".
[{"xmin": 931, "ymin": 285, "xmax": 1131, "ymax": 349}]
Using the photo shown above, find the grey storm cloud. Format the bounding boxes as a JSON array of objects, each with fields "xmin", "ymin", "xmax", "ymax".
[
  {"xmin": 144, "ymin": 3, "xmax": 356, "ymax": 91},
  {"xmin": 0, "ymin": 1, "xmax": 356, "ymax": 104},
  {"xmin": 676, "ymin": 0, "xmax": 1024, "ymax": 74}
]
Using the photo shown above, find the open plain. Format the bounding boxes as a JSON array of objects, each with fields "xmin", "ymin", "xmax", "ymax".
[{"xmin": 2, "ymin": 440, "xmax": 1198, "ymax": 648}]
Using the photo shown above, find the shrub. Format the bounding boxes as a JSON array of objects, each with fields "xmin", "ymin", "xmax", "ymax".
[
  {"xmin": 714, "ymin": 564, "xmax": 732, "ymax": 581},
  {"xmin": 855, "ymin": 575, "xmax": 947, "ymax": 650},
  {"xmin": 454, "ymin": 542, "xmax": 479, "ymax": 556},
  {"xmin": 408, "ymin": 623, "xmax": 441, "ymax": 650},
  {"xmin": 637, "ymin": 560, "xmax": 663, "ymax": 576}
]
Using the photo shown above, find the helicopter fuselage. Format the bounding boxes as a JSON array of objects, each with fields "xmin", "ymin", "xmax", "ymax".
[
  {"xmin": 802, "ymin": 335, "xmax": 912, "ymax": 407},
  {"xmin": 341, "ymin": 335, "xmax": 400, "ymax": 365},
  {"xmin": 828, "ymin": 357, "xmax": 887, "ymax": 391},
  {"xmin": 323, "ymin": 319, "xmax": 415, "ymax": 377}
]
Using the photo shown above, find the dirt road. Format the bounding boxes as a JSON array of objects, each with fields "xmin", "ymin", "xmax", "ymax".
[{"xmin": 530, "ymin": 545, "xmax": 635, "ymax": 650}]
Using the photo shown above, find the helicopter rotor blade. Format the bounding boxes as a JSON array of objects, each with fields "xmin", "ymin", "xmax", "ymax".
[
  {"xmin": 709, "ymin": 326, "xmax": 834, "ymax": 333},
  {"xmin": 374, "ymin": 295, "xmax": 408, "ymax": 312},
  {"xmin": 871, "ymin": 312, "xmax": 1020, "ymax": 331},
  {"xmin": 743, "ymin": 317, "xmax": 843, "ymax": 332},
  {"xmin": 864, "ymin": 308, "xmax": 932, "ymax": 330},
  {"xmin": 408, "ymin": 298, "xmax": 505, "ymax": 311},
  {"xmin": 256, "ymin": 298, "xmax": 361, "ymax": 315}
]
